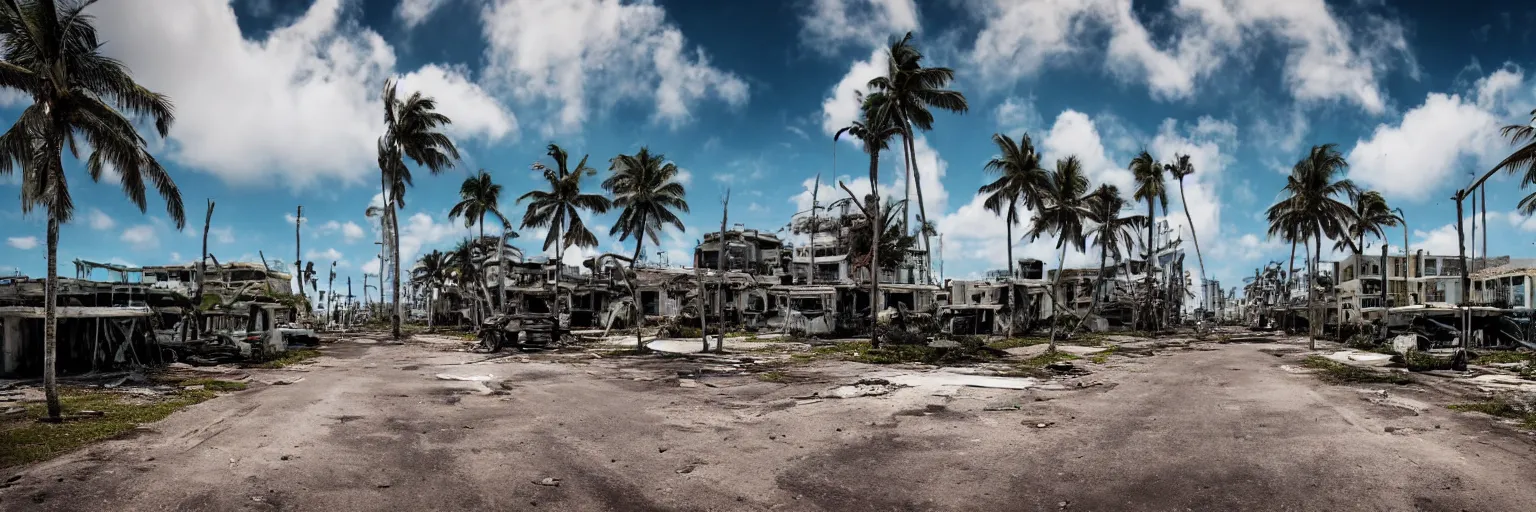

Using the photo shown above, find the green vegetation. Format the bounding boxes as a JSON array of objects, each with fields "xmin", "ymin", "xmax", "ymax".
[
  {"xmin": 1, "ymin": 389, "xmax": 216, "ymax": 468},
  {"xmin": 1401, "ymin": 350, "xmax": 1457, "ymax": 372},
  {"xmin": 1020, "ymin": 351, "xmax": 1080, "ymax": 367},
  {"xmin": 1088, "ymin": 345, "xmax": 1120, "ymax": 364},
  {"xmin": 178, "ymin": 379, "xmax": 248, "ymax": 392},
  {"xmin": 260, "ymin": 349, "xmax": 322, "ymax": 369},
  {"xmin": 1301, "ymin": 356, "xmax": 1413, "ymax": 385},
  {"xmin": 1472, "ymin": 351, "xmax": 1536, "ymax": 365},
  {"xmin": 987, "ymin": 337, "xmax": 1049, "ymax": 350},
  {"xmin": 1448, "ymin": 400, "xmax": 1536, "ymax": 429},
  {"xmin": 757, "ymin": 371, "xmax": 787, "ymax": 383}
]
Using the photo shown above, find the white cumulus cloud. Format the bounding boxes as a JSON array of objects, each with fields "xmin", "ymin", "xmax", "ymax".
[{"xmin": 6, "ymin": 236, "xmax": 38, "ymax": 250}]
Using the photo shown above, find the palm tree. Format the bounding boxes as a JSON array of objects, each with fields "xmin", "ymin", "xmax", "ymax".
[
  {"xmin": 1492, "ymin": 109, "xmax": 1536, "ymax": 214},
  {"xmin": 377, "ymin": 77, "xmax": 460, "ymax": 340},
  {"xmin": 605, "ymin": 148, "xmax": 690, "ymax": 268},
  {"xmin": 520, "ymin": 144, "xmax": 612, "ymax": 338},
  {"xmin": 835, "ymin": 93, "xmax": 902, "ymax": 347},
  {"xmin": 413, "ymin": 250, "xmax": 450, "ymax": 330},
  {"xmin": 0, "ymin": 1, "xmax": 185, "ymax": 421},
  {"xmin": 865, "ymin": 31, "xmax": 968, "ymax": 269},
  {"xmin": 449, "ymin": 169, "xmax": 509, "ymax": 242},
  {"xmin": 1075, "ymin": 184, "xmax": 1147, "ymax": 335},
  {"xmin": 449, "ymin": 169, "xmax": 512, "ymax": 312},
  {"xmin": 1165, "ymin": 154, "xmax": 1209, "ymax": 327},
  {"xmin": 1027, "ymin": 157, "xmax": 1091, "ymax": 351},
  {"xmin": 979, "ymin": 132, "xmax": 1050, "ymax": 338},
  {"xmin": 1268, "ymin": 215, "xmax": 1305, "ymax": 332},
  {"xmin": 1129, "ymin": 151, "xmax": 1167, "ymax": 331},
  {"xmin": 1267, "ymin": 144, "xmax": 1358, "ymax": 349},
  {"xmin": 1333, "ymin": 191, "xmax": 1400, "ymax": 287}
]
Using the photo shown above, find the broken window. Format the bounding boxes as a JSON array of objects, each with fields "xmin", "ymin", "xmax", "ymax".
[{"xmin": 791, "ymin": 297, "xmax": 825, "ymax": 311}]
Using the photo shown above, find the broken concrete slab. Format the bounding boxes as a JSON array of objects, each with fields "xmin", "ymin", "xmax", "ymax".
[
  {"xmin": 1468, "ymin": 374, "xmax": 1536, "ymax": 393},
  {"xmin": 1004, "ymin": 345, "xmax": 1108, "ymax": 358},
  {"xmin": 1321, "ymin": 350, "xmax": 1395, "ymax": 367},
  {"xmin": 886, "ymin": 372, "xmax": 1040, "ymax": 390},
  {"xmin": 647, "ymin": 339, "xmax": 707, "ymax": 354}
]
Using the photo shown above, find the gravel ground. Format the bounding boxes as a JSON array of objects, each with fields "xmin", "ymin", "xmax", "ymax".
[{"xmin": 3, "ymin": 335, "xmax": 1535, "ymax": 511}]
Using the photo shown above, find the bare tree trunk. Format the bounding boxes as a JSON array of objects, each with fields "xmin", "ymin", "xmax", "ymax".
[
  {"xmin": 191, "ymin": 201, "xmax": 215, "ymax": 341},
  {"xmin": 696, "ymin": 256, "xmax": 708, "ymax": 353},
  {"xmin": 552, "ymin": 226, "xmax": 563, "ymax": 343},
  {"xmin": 295, "ymin": 205, "xmax": 302, "ymax": 306},
  {"xmin": 43, "ymin": 216, "xmax": 61, "ymax": 421},
  {"xmin": 716, "ymin": 191, "xmax": 729, "ymax": 353}
]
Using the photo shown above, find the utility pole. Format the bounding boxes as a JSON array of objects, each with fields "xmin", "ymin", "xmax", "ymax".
[
  {"xmin": 346, "ymin": 276, "xmax": 353, "ymax": 329},
  {"xmin": 695, "ymin": 245, "xmax": 708, "ymax": 353},
  {"xmin": 937, "ymin": 233, "xmax": 944, "ymax": 283},
  {"xmin": 327, "ymin": 262, "xmax": 336, "ymax": 327}
]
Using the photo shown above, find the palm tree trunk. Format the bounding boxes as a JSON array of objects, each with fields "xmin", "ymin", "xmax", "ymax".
[
  {"xmin": 497, "ymin": 227, "xmax": 507, "ymax": 315},
  {"xmin": 631, "ymin": 212, "xmax": 648, "ymax": 268},
  {"xmin": 1286, "ymin": 239, "xmax": 1297, "ymax": 332},
  {"xmin": 1310, "ymin": 230, "xmax": 1321, "ymax": 350},
  {"xmin": 43, "ymin": 216, "xmax": 61, "ymax": 421},
  {"xmin": 392, "ymin": 207, "xmax": 403, "ymax": 337},
  {"xmin": 868, "ymin": 149, "xmax": 882, "ymax": 348},
  {"xmin": 906, "ymin": 129, "xmax": 933, "ymax": 284},
  {"xmin": 1177, "ymin": 179, "xmax": 1207, "ymax": 328},
  {"xmin": 1004, "ymin": 208, "xmax": 1015, "ymax": 339},
  {"xmin": 1145, "ymin": 200, "xmax": 1156, "ymax": 332},
  {"xmin": 1071, "ymin": 243, "xmax": 1109, "ymax": 336},
  {"xmin": 902, "ymin": 131, "xmax": 912, "ymax": 235},
  {"xmin": 553, "ymin": 224, "xmax": 563, "ymax": 342},
  {"xmin": 1048, "ymin": 243, "xmax": 1069, "ymax": 352}
]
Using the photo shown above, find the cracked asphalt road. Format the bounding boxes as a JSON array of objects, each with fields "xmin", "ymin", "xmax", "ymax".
[{"xmin": 3, "ymin": 336, "xmax": 1535, "ymax": 511}]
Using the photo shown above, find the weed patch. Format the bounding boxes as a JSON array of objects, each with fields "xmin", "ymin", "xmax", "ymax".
[
  {"xmin": 1088, "ymin": 345, "xmax": 1120, "ymax": 364},
  {"xmin": 1472, "ymin": 351, "xmax": 1536, "ymax": 365},
  {"xmin": 178, "ymin": 378, "xmax": 248, "ymax": 392},
  {"xmin": 259, "ymin": 349, "xmax": 322, "ymax": 369},
  {"xmin": 987, "ymin": 337, "xmax": 1049, "ymax": 350},
  {"xmin": 757, "ymin": 371, "xmax": 787, "ymax": 383},
  {"xmin": 1301, "ymin": 356, "xmax": 1413, "ymax": 385},
  {"xmin": 1, "ymin": 389, "xmax": 216, "ymax": 468},
  {"xmin": 1448, "ymin": 400, "xmax": 1536, "ymax": 429}
]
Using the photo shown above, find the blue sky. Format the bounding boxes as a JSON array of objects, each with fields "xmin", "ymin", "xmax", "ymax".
[{"xmin": 3, "ymin": 0, "xmax": 1536, "ymax": 305}]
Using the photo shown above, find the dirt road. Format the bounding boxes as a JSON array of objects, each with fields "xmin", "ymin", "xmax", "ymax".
[{"xmin": 3, "ymin": 337, "xmax": 1535, "ymax": 511}]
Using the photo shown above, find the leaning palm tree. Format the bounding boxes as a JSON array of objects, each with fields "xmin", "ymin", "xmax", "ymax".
[
  {"xmin": 605, "ymin": 148, "xmax": 690, "ymax": 268},
  {"xmin": 865, "ymin": 31, "xmax": 967, "ymax": 267},
  {"xmin": 1027, "ymin": 157, "xmax": 1091, "ymax": 351},
  {"xmin": 979, "ymin": 132, "xmax": 1050, "ymax": 338},
  {"xmin": 1267, "ymin": 144, "xmax": 1358, "ymax": 349},
  {"xmin": 377, "ymin": 77, "xmax": 459, "ymax": 340},
  {"xmin": 0, "ymin": 0, "xmax": 185, "ymax": 421},
  {"xmin": 1075, "ymin": 184, "xmax": 1147, "ymax": 335},
  {"xmin": 835, "ymin": 93, "xmax": 902, "ymax": 347},
  {"xmin": 1129, "ymin": 151, "xmax": 1167, "ymax": 331},
  {"xmin": 1492, "ymin": 109, "xmax": 1536, "ymax": 214},
  {"xmin": 520, "ymin": 144, "xmax": 612, "ymax": 337},
  {"xmin": 1165, "ymin": 154, "xmax": 1209, "ymax": 327}
]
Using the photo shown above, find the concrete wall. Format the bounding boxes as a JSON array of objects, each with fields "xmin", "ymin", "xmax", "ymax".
[{"xmin": 1, "ymin": 316, "xmax": 20, "ymax": 375}]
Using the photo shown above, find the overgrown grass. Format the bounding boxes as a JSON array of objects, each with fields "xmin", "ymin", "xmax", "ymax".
[
  {"xmin": 757, "ymin": 371, "xmax": 787, "ymax": 383},
  {"xmin": 1020, "ymin": 351, "xmax": 1080, "ymax": 368},
  {"xmin": 1, "ymin": 388, "xmax": 217, "ymax": 468},
  {"xmin": 259, "ymin": 349, "xmax": 322, "ymax": 369},
  {"xmin": 1448, "ymin": 400, "xmax": 1536, "ymax": 429},
  {"xmin": 1472, "ymin": 351, "xmax": 1536, "ymax": 365},
  {"xmin": 1089, "ymin": 345, "xmax": 1120, "ymax": 364},
  {"xmin": 987, "ymin": 337, "xmax": 1049, "ymax": 350},
  {"xmin": 178, "ymin": 378, "xmax": 248, "ymax": 392},
  {"xmin": 1301, "ymin": 356, "xmax": 1414, "ymax": 385}
]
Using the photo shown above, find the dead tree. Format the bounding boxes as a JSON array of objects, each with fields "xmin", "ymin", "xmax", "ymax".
[
  {"xmin": 186, "ymin": 200, "xmax": 215, "ymax": 342},
  {"xmin": 716, "ymin": 189, "xmax": 729, "ymax": 353}
]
